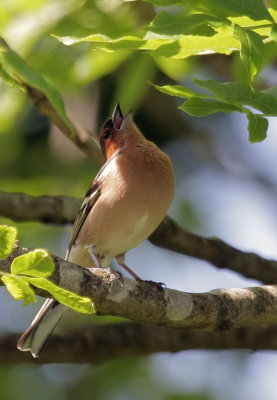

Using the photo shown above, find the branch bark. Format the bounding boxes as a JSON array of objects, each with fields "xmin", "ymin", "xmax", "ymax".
[
  {"xmin": 1, "ymin": 190, "xmax": 277, "ymax": 284},
  {"xmin": 2, "ymin": 324, "xmax": 277, "ymax": 364},
  {"xmin": 0, "ymin": 191, "xmax": 80, "ymax": 224},
  {"xmin": 1, "ymin": 244, "xmax": 277, "ymax": 332}
]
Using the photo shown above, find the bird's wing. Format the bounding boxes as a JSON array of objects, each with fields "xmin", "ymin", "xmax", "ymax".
[{"xmin": 66, "ymin": 181, "xmax": 101, "ymax": 259}]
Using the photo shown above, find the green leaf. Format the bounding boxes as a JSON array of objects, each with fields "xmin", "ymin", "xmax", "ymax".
[
  {"xmin": 141, "ymin": 0, "xmax": 184, "ymax": 5},
  {"xmin": 211, "ymin": 0, "xmax": 273, "ymax": 21},
  {"xmin": 0, "ymin": 39, "xmax": 74, "ymax": 133},
  {"xmin": 154, "ymin": 83, "xmax": 211, "ymax": 98},
  {"xmin": 233, "ymin": 25, "xmax": 264, "ymax": 83},
  {"xmin": 55, "ymin": 34, "xmax": 155, "ymax": 49},
  {"xmin": 143, "ymin": 0, "xmax": 274, "ymax": 19},
  {"xmin": 11, "ymin": 249, "xmax": 55, "ymax": 278},
  {"xmin": 55, "ymin": 31, "xmax": 239, "ymax": 59},
  {"xmin": 148, "ymin": 33, "xmax": 240, "ymax": 58},
  {"xmin": 0, "ymin": 225, "xmax": 17, "ymax": 260},
  {"xmin": 26, "ymin": 277, "xmax": 94, "ymax": 314},
  {"xmin": 270, "ymin": 23, "xmax": 277, "ymax": 40},
  {"xmin": 230, "ymin": 10, "xmax": 277, "ymax": 35},
  {"xmin": 179, "ymin": 98, "xmax": 242, "ymax": 116},
  {"xmin": 148, "ymin": 12, "xmax": 225, "ymax": 37},
  {"xmin": 246, "ymin": 112, "xmax": 268, "ymax": 142},
  {"xmin": 180, "ymin": 0, "xmax": 274, "ymax": 21},
  {"xmin": 1, "ymin": 276, "xmax": 36, "ymax": 305},
  {"xmin": 193, "ymin": 79, "xmax": 277, "ymax": 115},
  {"xmin": 262, "ymin": 85, "xmax": 277, "ymax": 97}
]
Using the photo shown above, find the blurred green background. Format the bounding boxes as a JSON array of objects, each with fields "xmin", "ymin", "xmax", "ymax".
[{"xmin": 2, "ymin": 1, "xmax": 277, "ymax": 399}]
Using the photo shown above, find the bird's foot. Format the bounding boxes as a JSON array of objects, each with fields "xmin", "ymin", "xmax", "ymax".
[
  {"xmin": 141, "ymin": 280, "xmax": 166, "ymax": 291},
  {"xmin": 87, "ymin": 266, "xmax": 123, "ymax": 285}
]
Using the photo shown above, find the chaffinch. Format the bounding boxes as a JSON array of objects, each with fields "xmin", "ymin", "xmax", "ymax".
[{"xmin": 17, "ymin": 103, "xmax": 175, "ymax": 357}]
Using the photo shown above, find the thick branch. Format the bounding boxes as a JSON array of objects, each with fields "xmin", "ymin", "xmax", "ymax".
[
  {"xmin": 2, "ymin": 324, "xmax": 277, "ymax": 364},
  {"xmin": 1, "ymin": 190, "xmax": 277, "ymax": 284},
  {"xmin": 0, "ymin": 191, "xmax": 80, "ymax": 224},
  {"xmin": 1, "ymin": 244, "xmax": 277, "ymax": 331}
]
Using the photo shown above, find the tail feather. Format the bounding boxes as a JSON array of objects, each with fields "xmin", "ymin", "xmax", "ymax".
[{"xmin": 17, "ymin": 299, "xmax": 66, "ymax": 358}]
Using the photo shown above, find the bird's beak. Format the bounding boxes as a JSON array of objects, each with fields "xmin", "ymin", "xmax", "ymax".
[
  {"xmin": 112, "ymin": 103, "xmax": 134, "ymax": 130},
  {"xmin": 112, "ymin": 103, "xmax": 123, "ymax": 129},
  {"xmin": 120, "ymin": 111, "xmax": 133, "ymax": 130}
]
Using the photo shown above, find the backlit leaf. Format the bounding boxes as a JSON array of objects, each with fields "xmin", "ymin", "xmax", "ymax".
[
  {"xmin": 55, "ymin": 31, "xmax": 240, "ymax": 59},
  {"xmin": 11, "ymin": 249, "xmax": 55, "ymax": 278},
  {"xmin": 233, "ymin": 25, "xmax": 264, "ymax": 82},
  {"xmin": 154, "ymin": 83, "xmax": 211, "ymax": 98},
  {"xmin": 26, "ymin": 277, "xmax": 94, "ymax": 314},
  {"xmin": 0, "ymin": 225, "xmax": 17, "ymax": 260},
  {"xmin": 0, "ymin": 39, "xmax": 74, "ymax": 133},
  {"xmin": 1, "ymin": 276, "xmax": 36, "ymax": 305},
  {"xmin": 179, "ymin": 98, "xmax": 242, "ymax": 116},
  {"xmin": 181, "ymin": 0, "xmax": 273, "ymax": 21},
  {"xmin": 148, "ymin": 12, "xmax": 225, "ymax": 37}
]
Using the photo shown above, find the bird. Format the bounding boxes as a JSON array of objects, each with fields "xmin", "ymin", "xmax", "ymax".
[{"xmin": 17, "ymin": 103, "xmax": 175, "ymax": 357}]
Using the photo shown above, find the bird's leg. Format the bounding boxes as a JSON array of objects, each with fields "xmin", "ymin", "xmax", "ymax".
[
  {"xmin": 116, "ymin": 254, "xmax": 165, "ymax": 289},
  {"xmin": 87, "ymin": 246, "xmax": 101, "ymax": 269},
  {"xmin": 116, "ymin": 254, "xmax": 143, "ymax": 282}
]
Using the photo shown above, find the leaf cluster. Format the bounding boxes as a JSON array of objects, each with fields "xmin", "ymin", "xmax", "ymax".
[
  {"xmin": 0, "ymin": 225, "xmax": 93, "ymax": 314},
  {"xmin": 1, "ymin": 1, "xmax": 277, "ymax": 141},
  {"xmin": 52, "ymin": 1, "xmax": 277, "ymax": 142}
]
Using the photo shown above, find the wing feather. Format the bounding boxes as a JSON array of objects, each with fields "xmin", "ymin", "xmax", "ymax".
[{"xmin": 66, "ymin": 182, "xmax": 101, "ymax": 259}]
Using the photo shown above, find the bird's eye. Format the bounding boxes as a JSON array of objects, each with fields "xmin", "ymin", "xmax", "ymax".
[{"xmin": 103, "ymin": 131, "xmax": 111, "ymax": 140}]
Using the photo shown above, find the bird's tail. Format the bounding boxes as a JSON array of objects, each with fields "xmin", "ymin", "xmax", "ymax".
[{"xmin": 17, "ymin": 298, "xmax": 66, "ymax": 358}]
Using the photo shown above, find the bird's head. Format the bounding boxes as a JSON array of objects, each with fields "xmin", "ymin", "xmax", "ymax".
[{"xmin": 99, "ymin": 103, "xmax": 137, "ymax": 160}]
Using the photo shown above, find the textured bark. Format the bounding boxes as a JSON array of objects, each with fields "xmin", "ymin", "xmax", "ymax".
[
  {"xmin": 2, "ymin": 324, "xmax": 277, "ymax": 364},
  {"xmin": 1, "ymin": 244, "xmax": 277, "ymax": 331},
  {"xmin": 1, "ymin": 190, "xmax": 277, "ymax": 284}
]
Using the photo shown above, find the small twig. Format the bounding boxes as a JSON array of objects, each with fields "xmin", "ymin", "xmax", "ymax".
[
  {"xmin": 0, "ymin": 37, "xmax": 104, "ymax": 166},
  {"xmin": 25, "ymin": 86, "xmax": 104, "ymax": 165},
  {"xmin": 150, "ymin": 217, "xmax": 277, "ymax": 284}
]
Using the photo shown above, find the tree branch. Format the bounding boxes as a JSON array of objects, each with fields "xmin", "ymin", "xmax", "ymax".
[
  {"xmin": 1, "ymin": 190, "xmax": 277, "ymax": 284},
  {"xmin": 150, "ymin": 217, "xmax": 277, "ymax": 284},
  {"xmin": 2, "ymin": 324, "xmax": 277, "ymax": 364},
  {"xmin": 1, "ymin": 244, "xmax": 277, "ymax": 332},
  {"xmin": 0, "ymin": 191, "xmax": 80, "ymax": 224},
  {"xmin": 0, "ymin": 37, "xmax": 104, "ymax": 166},
  {"xmin": 26, "ymin": 86, "xmax": 104, "ymax": 165}
]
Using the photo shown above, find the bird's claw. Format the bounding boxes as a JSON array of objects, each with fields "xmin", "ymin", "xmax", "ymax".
[
  {"xmin": 88, "ymin": 266, "xmax": 124, "ymax": 285},
  {"xmin": 140, "ymin": 279, "xmax": 166, "ymax": 291}
]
